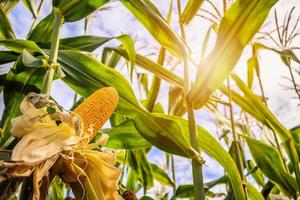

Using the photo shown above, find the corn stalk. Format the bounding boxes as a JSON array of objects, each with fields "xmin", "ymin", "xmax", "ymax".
[
  {"xmin": 177, "ymin": 0, "xmax": 205, "ymax": 199},
  {"xmin": 41, "ymin": 8, "xmax": 64, "ymax": 95}
]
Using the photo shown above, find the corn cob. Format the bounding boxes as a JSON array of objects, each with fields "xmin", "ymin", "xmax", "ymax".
[{"xmin": 74, "ymin": 87, "xmax": 119, "ymax": 140}]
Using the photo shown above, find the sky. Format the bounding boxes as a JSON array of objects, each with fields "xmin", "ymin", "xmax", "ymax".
[{"xmin": 0, "ymin": 0, "xmax": 300, "ymax": 199}]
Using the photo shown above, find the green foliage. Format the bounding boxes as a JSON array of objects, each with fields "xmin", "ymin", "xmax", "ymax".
[
  {"xmin": 191, "ymin": 0, "xmax": 278, "ymax": 108},
  {"xmin": 180, "ymin": 0, "xmax": 204, "ymax": 25},
  {"xmin": 52, "ymin": 0, "xmax": 110, "ymax": 22},
  {"xmin": 0, "ymin": 6, "xmax": 15, "ymax": 39},
  {"xmin": 0, "ymin": 0, "xmax": 19, "ymax": 13},
  {"xmin": 28, "ymin": 13, "xmax": 55, "ymax": 42},
  {"xmin": 0, "ymin": 0, "xmax": 298, "ymax": 199},
  {"xmin": 22, "ymin": 0, "xmax": 37, "ymax": 18},
  {"xmin": 245, "ymin": 136, "xmax": 298, "ymax": 196},
  {"xmin": 103, "ymin": 120, "xmax": 152, "ymax": 149},
  {"xmin": 57, "ymin": 50, "xmax": 201, "ymax": 161},
  {"xmin": 120, "ymin": 0, "xmax": 189, "ymax": 58}
]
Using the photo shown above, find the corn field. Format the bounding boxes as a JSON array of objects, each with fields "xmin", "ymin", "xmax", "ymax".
[{"xmin": 0, "ymin": 0, "xmax": 300, "ymax": 199}]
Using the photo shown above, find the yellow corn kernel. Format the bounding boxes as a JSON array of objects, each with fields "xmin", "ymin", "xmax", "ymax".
[{"xmin": 74, "ymin": 87, "xmax": 119, "ymax": 139}]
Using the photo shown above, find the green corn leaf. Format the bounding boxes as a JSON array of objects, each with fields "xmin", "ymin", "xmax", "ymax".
[
  {"xmin": 279, "ymin": 49, "xmax": 300, "ymax": 66},
  {"xmin": 37, "ymin": 35, "xmax": 118, "ymax": 51},
  {"xmin": 116, "ymin": 35, "xmax": 136, "ymax": 80},
  {"xmin": 109, "ymin": 112, "xmax": 128, "ymax": 127},
  {"xmin": 180, "ymin": 0, "xmax": 204, "ymax": 25},
  {"xmin": 174, "ymin": 176, "xmax": 246, "ymax": 199},
  {"xmin": 137, "ymin": 73, "xmax": 149, "ymax": 95},
  {"xmin": 52, "ymin": 0, "xmax": 110, "ymax": 22},
  {"xmin": 143, "ymin": 0, "xmax": 171, "ymax": 112},
  {"xmin": 140, "ymin": 196, "xmax": 154, "ymax": 200},
  {"xmin": 48, "ymin": 178, "xmax": 66, "ymax": 200},
  {"xmin": 111, "ymin": 47, "xmax": 183, "ymax": 87},
  {"xmin": 120, "ymin": 0, "xmax": 188, "ymax": 58},
  {"xmin": 59, "ymin": 36, "xmax": 112, "ymax": 51},
  {"xmin": 247, "ymin": 160, "xmax": 265, "ymax": 187},
  {"xmin": 200, "ymin": 25, "xmax": 214, "ymax": 60},
  {"xmin": 117, "ymin": 149, "xmax": 174, "ymax": 187},
  {"xmin": 246, "ymin": 56, "xmax": 256, "ymax": 89},
  {"xmin": 0, "ymin": 51, "xmax": 19, "ymax": 65},
  {"xmin": 36, "ymin": 35, "xmax": 135, "ymax": 64},
  {"xmin": 221, "ymin": 75, "xmax": 300, "ymax": 189},
  {"xmin": 57, "ymin": 50, "xmax": 201, "ymax": 162},
  {"xmin": 205, "ymin": 176, "xmax": 227, "ymax": 190},
  {"xmin": 150, "ymin": 162, "xmax": 174, "ymax": 186},
  {"xmin": 0, "ymin": 39, "xmax": 44, "ymax": 54},
  {"xmin": 1, "ymin": 0, "xmax": 19, "ymax": 13},
  {"xmin": 22, "ymin": 0, "xmax": 37, "ymax": 18},
  {"xmin": 175, "ymin": 184, "xmax": 193, "ymax": 198},
  {"xmin": 290, "ymin": 126, "xmax": 300, "ymax": 156},
  {"xmin": 102, "ymin": 48, "xmax": 121, "ymax": 68},
  {"xmin": 1, "ymin": 67, "xmax": 45, "ymax": 147},
  {"xmin": 28, "ymin": 13, "xmax": 55, "ymax": 42},
  {"xmin": 190, "ymin": 0, "xmax": 278, "ymax": 108},
  {"xmin": 244, "ymin": 136, "xmax": 297, "ymax": 196},
  {"xmin": 126, "ymin": 169, "xmax": 142, "ymax": 192},
  {"xmin": 0, "ymin": 6, "xmax": 15, "ymax": 39},
  {"xmin": 144, "ymin": 47, "xmax": 166, "ymax": 112},
  {"xmin": 154, "ymin": 113, "xmax": 246, "ymax": 200},
  {"xmin": 247, "ymin": 183, "xmax": 264, "ymax": 200},
  {"xmin": 142, "ymin": 0, "xmax": 163, "ymax": 18},
  {"xmin": 226, "ymin": 74, "xmax": 292, "ymax": 141},
  {"xmin": 175, "ymin": 182, "xmax": 264, "ymax": 200},
  {"xmin": 128, "ymin": 149, "xmax": 154, "ymax": 189},
  {"xmin": 103, "ymin": 120, "xmax": 152, "ymax": 149},
  {"xmin": 113, "ymin": 114, "xmax": 246, "ymax": 199},
  {"xmin": 168, "ymin": 86, "xmax": 183, "ymax": 115}
]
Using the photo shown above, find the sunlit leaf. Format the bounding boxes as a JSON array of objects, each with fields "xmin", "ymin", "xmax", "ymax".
[
  {"xmin": 223, "ymin": 74, "xmax": 292, "ymax": 141},
  {"xmin": 120, "ymin": 0, "xmax": 188, "ymax": 58},
  {"xmin": 221, "ymin": 75, "xmax": 300, "ymax": 190},
  {"xmin": 180, "ymin": 0, "xmax": 204, "ymax": 25},
  {"xmin": 137, "ymin": 73, "xmax": 149, "ymax": 95},
  {"xmin": 111, "ymin": 47, "xmax": 183, "ymax": 87},
  {"xmin": 116, "ymin": 35, "xmax": 135, "ymax": 80},
  {"xmin": 191, "ymin": 0, "xmax": 278, "ymax": 108},
  {"xmin": 246, "ymin": 44, "xmax": 260, "ymax": 89}
]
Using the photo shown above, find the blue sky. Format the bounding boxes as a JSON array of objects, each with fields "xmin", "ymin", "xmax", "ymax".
[{"xmin": 1, "ymin": 0, "xmax": 300, "ymax": 198}]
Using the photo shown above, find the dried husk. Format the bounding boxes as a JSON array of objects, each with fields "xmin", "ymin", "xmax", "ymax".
[{"xmin": 0, "ymin": 88, "xmax": 123, "ymax": 200}]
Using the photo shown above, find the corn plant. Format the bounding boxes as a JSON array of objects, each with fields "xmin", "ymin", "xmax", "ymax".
[{"xmin": 0, "ymin": 0, "xmax": 299, "ymax": 200}]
